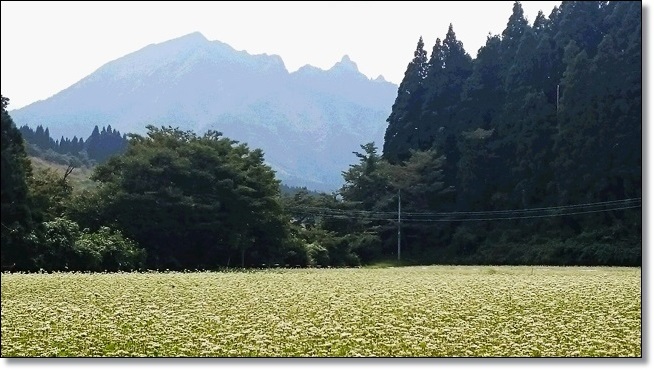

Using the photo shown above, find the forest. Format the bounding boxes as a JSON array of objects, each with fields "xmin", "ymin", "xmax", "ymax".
[
  {"xmin": 18, "ymin": 124, "xmax": 129, "ymax": 167},
  {"xmin": 0, "ymin": 1, "xmax": 641, "ymax": 271}
]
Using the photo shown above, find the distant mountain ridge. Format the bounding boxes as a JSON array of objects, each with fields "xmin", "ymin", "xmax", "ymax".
[{"xmin": 10, "ymin": 32, "xmax": 397, "ymax": 191}]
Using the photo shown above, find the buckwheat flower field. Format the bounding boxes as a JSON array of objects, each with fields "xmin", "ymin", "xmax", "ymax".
[{"xmin": 0, "ymin": 266, "xmax": 641, "ymax": 357}]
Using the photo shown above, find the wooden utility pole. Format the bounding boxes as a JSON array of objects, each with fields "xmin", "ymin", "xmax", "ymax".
[{"xmin": 397, "ymin": 189, "xmax": 401, "ymax": 262}]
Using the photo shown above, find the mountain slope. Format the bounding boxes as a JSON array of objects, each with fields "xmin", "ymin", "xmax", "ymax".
[{"xmin": 10, "ymin": 32, "xmax": 397, "ymax": 191}]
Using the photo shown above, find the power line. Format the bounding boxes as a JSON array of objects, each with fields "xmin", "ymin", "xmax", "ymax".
[
  {"xmin": 285, "ymin": 197, "xmax": 641, "ymax": 223},
  {"xmin": 286, "ymin": 198, "xmax": 640, "ymax": 214},
  {"xmin": 403, "ymin": 198, "xmax": 642, "ymax": 216},
  {"xmin": 397, "ymin": 204, "xmax": 641, "ymax": 222}
]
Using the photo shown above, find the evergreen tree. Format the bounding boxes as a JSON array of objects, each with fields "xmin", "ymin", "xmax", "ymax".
[
  {"xmin": 501, "ymin": 1, "xmax": 530, "ymax": 73},
  {"xmin": 554, "ymin": 1, "xmax": 608, "ymax": 58},
  {"xmin": 44, "ymin": 128, "xmax": 54, "ymax": 150},
  {"xmin": 422, "ymin": 24, "xmax": 473, "ymax": 146},
  {"xmin": 416, "ymin": 37, "xmax": 444, "ymax": 149},
  {"xmin": 383, "ymin": 37, "xmax": 429, "ymax": 163},
  {"xmin": 35, "ymin": 125, "xmax": 46, "ymax": 148},
  {"xmin": 460, "ymin": 34, "xmax": 504, "ymax": 130},
  {"xmin": 1, "ymin": 95, "xmax": 34, "ymax": 268},
  {"xmin": 375, "ymin": 1, "xmax": 640, "ymax": 266},
  {"xmin": 533, "ymin": 10, "xmax": 548, "ymax": 35},
  {"xmin": 341, "ymin": 143, "xmax": 390, "ymax": 211},
  {"xmin": 85, "ymin": 125, "xmax": 128, "ymax": 163}
]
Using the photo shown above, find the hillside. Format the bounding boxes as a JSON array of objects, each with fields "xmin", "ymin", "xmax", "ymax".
[{"xmin": 29, "ymin": 156, "xmax": 96, "ymax": 193}]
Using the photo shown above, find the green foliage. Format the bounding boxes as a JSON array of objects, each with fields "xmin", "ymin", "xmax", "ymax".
[
  {"xmin": 320, "ymin": 234, "xmax": 361, "ymax": 267},
  {"xmin": 279, "ymin": 235, "xmax": 311, "ymax": 267},
  {"xmin": 66, "ymin": 186, "xmax": 111, "ymax": 232},
  {"xmin": 28, "ymin": 217, "xmax": 144, "ymax": 272},
  {"xmin": 451, "ymin": 226, "xmax": 481, "ymax": 255},
  {"xmin": 75, "ymin": 226, "xmax": 145, "ymax": 271},
  {"xmin": 279, "ymin": 184, "xmax": 321, "ymax": 197},
  {"xmin": 383, "ymin": 37, "xmax": 429, "ymax": 163},
  {"xmin": 1, "ymin": 95, "xmax": 34, "ymax": 268},
  {"xmin": 28, "ymin": 167, "xmax": 73, "ymax": 223},
  {"xmin": 372, "ymin": 1, "xmax": 640, "ymax": 266},
  {"xmin": 340, "ymin": 144, "xmax": 455, "ymax": 262},
  {"xmin": 342, "ymin": 232, "xmax": 380, "ymax": 264},
  {"xmin": 92, "ymin": 125, "xmax": 287, "ymax": 269},
  {"xmin": 305, "ymin": 242, "xmax": 330, "ymax": 266},
  {"xmin": 341, "ymin": 143, "xmax": 391, "ymax": 210},
  {"xmin": 420, "ymin": 24, "xmax": 473, "ymax": 152},
  {"xmin": 501, "ymin": 1, "xmax": 530, "ymax": 66},
  {"xmin": 30, "ymin": 217, "xmax": 83, "ymax": 271}
]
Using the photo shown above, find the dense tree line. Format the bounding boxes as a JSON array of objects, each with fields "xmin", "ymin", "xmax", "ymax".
[
  {"xmin": 373, "ymin": 1, "xmax": 641, "ymax": 265},
  {"xmin": 2, "ymin": 107, "xmax": 326, "ymax": 270},
  {"xmin": 1, "ymin": 96, "xmax": 33, "ymax": 267},
  {"xmin": 19, "ymin": 124, "xmax": 129, "ymax": 166},
  {"xmin": 2, "ymin": 96, "xmax": 143, "ymax": 271}
]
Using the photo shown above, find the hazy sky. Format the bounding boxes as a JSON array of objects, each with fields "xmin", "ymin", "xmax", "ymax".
[{"xmin": 3, "ymin": 1, "xmax": 564, "ymax": 109}]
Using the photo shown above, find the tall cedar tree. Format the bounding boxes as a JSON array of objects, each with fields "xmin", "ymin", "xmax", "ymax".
[
  {"xmin": 1, "ymin": 95, "xmax": 34, "ymax": 267},
  {"xmin": 373, "ymin": 0, "xmax": 640, "ymax": 265},
  {"xmin": 383, "ymin": 37, "xmax": 428, "ymax": 163}
]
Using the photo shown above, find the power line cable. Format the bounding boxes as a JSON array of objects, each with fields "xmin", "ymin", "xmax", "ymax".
[
  {"xmin": 287, "ymin": 197, "xmax": 640, "ymax": 217},
  {"xmin": 285, "ymin": 197, "xmax": 641, "ymax": 222}
]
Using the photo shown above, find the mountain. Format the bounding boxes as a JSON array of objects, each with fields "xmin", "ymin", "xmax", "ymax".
[{"xmin": 10, "ymin": 32, "xmax": 397, "ymax": 191}]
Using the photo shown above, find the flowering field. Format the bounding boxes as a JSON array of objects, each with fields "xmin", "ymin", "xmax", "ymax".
[{"xmin": 1, "ymin": 266, "xmax": 641, "ymax": 357}]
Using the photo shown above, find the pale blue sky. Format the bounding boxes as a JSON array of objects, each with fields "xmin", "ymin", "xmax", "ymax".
[{"xmin": 1, "ymin": 1, "xmax": 563, "ymax": 110}]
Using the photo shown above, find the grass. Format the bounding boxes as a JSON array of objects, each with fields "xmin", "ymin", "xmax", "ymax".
[
  {"xmin": 29, "ymin": 156, "xmax": 97, "ymax": 192},
  {"xmin": 362, "ymin": 260, "xmax": 403, "ymax": 269},
  {"xmin": 0, "ymin": 266, "xmax": 641, "ymax": 357}
]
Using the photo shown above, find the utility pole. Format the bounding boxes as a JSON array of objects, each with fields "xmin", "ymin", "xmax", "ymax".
[
  {"xmin": 556, "ymin": 84, "xmax": 561, "ymax": 135},
  {"xmin": 397, "ymin": 189, "xmax": 401, "ymax": 262}
]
